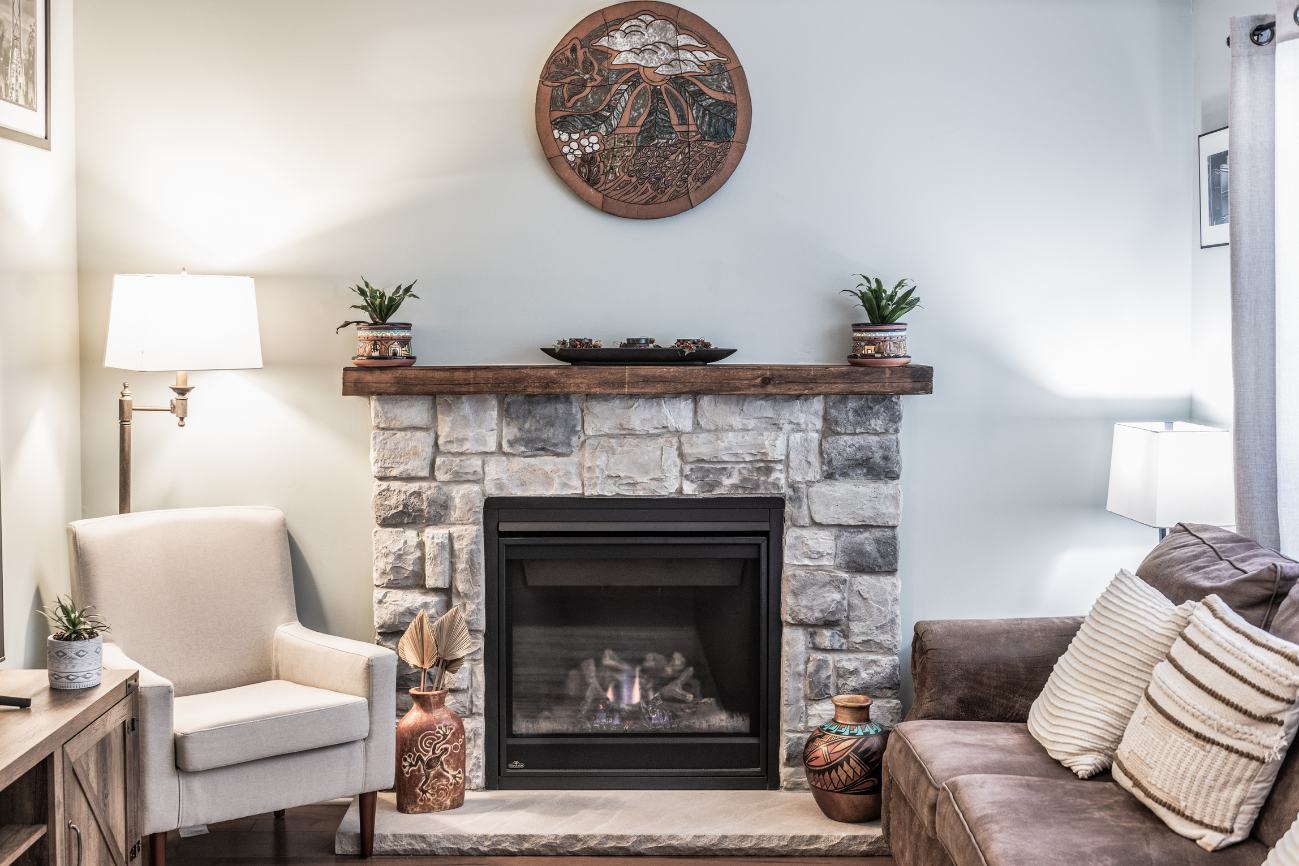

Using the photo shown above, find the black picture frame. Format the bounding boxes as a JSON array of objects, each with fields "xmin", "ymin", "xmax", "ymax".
[
  {"xmin": 0, "ymin": 0, "xmax": 51, "ymax": 150},
  {"xmin": 1198, "ymin": 126, "xmax": 1229, "ymax": 249}
]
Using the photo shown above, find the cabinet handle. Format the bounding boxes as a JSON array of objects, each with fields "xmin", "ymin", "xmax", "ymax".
[{"xmin": 68, "ymin": 821, "xmax": 83, "ymax": 866}]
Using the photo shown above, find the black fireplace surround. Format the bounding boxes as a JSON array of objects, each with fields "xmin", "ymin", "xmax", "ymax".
[{"xmin": 484, "ymin": 497, "xmax": 783, "ymax": 789}]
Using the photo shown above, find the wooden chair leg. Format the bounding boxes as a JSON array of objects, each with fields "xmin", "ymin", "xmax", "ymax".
[
  {"xmin": 148, "ymin": 832, "xmax": 166, "ymax": 866},
  {"xmin": 359, "ymin": 791, "xmax": 377, "ymax": 858},
  {"xmin": 273, "ymin": 809, "xmax": 286, "ymax": 819}
]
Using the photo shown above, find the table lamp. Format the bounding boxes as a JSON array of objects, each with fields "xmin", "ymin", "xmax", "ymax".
[
  {"xmin": 1106, "ymin": 421, "xmax": 1235, "ymax": 540},
  {"xmin": 104, "ymin": 273, "xmax": 263, "ymax": 513}
]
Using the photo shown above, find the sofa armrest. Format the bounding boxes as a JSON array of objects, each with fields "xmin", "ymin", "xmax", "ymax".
[
  {"xmin": 102, "ymin": 643, "xmax": 180, "ymax": 836},
  {"xmin": 272, "ymin": 622, "xmax": 397, "ymax": 792},
  {"xmin": 907, "ymin": 616, "xmax": 1082, "ymax": 723}
]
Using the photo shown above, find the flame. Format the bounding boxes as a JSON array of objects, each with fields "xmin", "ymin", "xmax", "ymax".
[
  {"xmin": 630, "ymin": 669, "xmax": 642, "ymax": 704},
  {"xmin": 606, "ymin": 683, "xmax": 615, "ymax": 702}
]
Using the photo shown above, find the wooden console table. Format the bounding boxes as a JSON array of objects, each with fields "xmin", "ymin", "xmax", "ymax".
[{"xmin": 0, "ymin": 669, "xmax": 138, "ymax": 866}]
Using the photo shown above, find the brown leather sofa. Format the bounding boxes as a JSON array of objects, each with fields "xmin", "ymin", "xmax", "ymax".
[{"xmin": 882, "ymin": 522, "xmax": 1299, "ymax": 866}]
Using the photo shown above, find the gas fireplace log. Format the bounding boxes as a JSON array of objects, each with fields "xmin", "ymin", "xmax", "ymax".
[{"xmin": 661, "ymin": 666, "xmax": 698, "ymax": 703}]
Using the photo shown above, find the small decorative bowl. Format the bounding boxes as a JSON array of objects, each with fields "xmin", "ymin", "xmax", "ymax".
[
  {"xmin": 673, "ymin": 338, "xmax": 714, "ymax": 351},
  {"xmin": 555, "ymin": 337, "xmax": 603, "ymax": 349},
  {"xmin": 620, "ymin": 337, "xmax": 658, "ymax": 348}
]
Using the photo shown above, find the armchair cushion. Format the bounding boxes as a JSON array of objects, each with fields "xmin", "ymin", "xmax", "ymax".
[{"xmin": 173, "ymin": 680, "xmax": 369, "ymax": 772}]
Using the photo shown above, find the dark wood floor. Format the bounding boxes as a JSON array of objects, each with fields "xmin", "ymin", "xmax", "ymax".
[{"xmin": 165, "ymin": 803, "xmax": 894, "ymax": 866}]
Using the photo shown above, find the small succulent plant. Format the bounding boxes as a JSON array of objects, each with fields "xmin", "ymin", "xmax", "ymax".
[
  {"xmin": 841, "ymin": 274, "xmax": 921, "ymax": 325},
  {"xmin": 336, "ymin": 278, "xmax": 420, "ymax": 331},
  {"xmin": 38, "ymin": 596, "xmax": 109, "ymax": 642}
]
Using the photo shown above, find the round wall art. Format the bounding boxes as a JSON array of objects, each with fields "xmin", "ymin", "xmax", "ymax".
[{"xmin": 535, "ymin": 3, "xmax": 750, "ymax": 219}]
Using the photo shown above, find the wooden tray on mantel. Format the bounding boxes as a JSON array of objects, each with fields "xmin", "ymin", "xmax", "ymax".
[{"xmin": 342, "ymin": 363, "xmax": 933, "ymax": 397}]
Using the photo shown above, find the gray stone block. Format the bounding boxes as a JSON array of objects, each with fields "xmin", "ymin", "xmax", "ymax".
[
  {"xmin": 374, "ymin": 481, "xmax": 447, "ymax": 526},
  {"xmin": 785, "ymin": 486, "xmax": 812, "ymax": 527},
  {"xmin": 371, "ymin": 396, "xmax": 434, "ymax": 430},
  {"xmin": 450, "ymin": 525, "xmax": 485, "ymax": 630},
  {"xmin": 781, "ymin": 628, "xmax": 808, "ymax": 732},
  {"xmin": 833, "ymin": 654, "xmax": 900, "ymax": 695},
  {"xmin": 502, "ymin": 396, "xmax": 581, "ymax": 456},
  {"xmin": 436, "ymin": 396, "xmax": 498, "ymax": 453},
  {"xmin": 808, "ymin": 628, "xmax": 848, "ymax": 650},
  {"xmin": 807, "ymin": 481, "xmax": 901, "ymax": 526},
  {"xmin": 680, "ymin": 431, "xmax": 785, "ymax": 462},
  {"xmin": 824, "ymin": 396, "xmax": 901, "ymax": 434},
  {"xmin": 682, "ymin": 462, "xmax": 784, "ymax": 495},
  {"xmin": 483, "ymin": 456, "xmax": 581, "ymax": 495},
  {"xmin": 440, "ymin": 483, "xmax": 485, "ymax": 525},
  {"xmin": 835, "ymin": 528, "xmax": 899, "ymax": 572},
  {"xmin": 583, "ymin": 436, "xmax": 681, "ymax": 495},
  {"xmin": 374, "ymin": 588, "xmax": 448, "ymax": 633},
  {"xmin": 787, "ymin": 432, "xmax": 821, "ymax": 482},
  {"xmin": 370, "ymin": 430, "xmax": 434, "ymax": 479},
  {"xmin": 821, "ymin": 435, "xmax": 900, "ymax": 481},
  {"xmin": 695, "ymin": 396, "xmax": 823, "ymax": 432},
  {"xmin": 784, "ymin": 569, "xmax": 848, "ymax": 625},
  {"xmin": 805, "ymin": 653, "xmax": 834, "ymax": 700},
  {"xmin": 871, "ymin": 698, "xmax": 904, "ymax": 729},
  {"xmin": 784, "ymin": 528, "xmax": 836, "ymax": 566},
  {"xmin": 848, "ymin": 573, "xmax": 900, "ymax": 653},
  {"xmin": 435, "ymin": 456, "xmax": 483, "ymax": 482},
  {"xmin": 583, "ymin": 396, "xmax": 694, "ymax": 434},
  {"xmin": 423, "ymin": 527, "xmax": 452, "ymax": 589},
  {"xmin": 372, "ymin": 528, "xmax": 423, "ymax": 587},
  {"xmin": 464, "ymin": 716, "xmax": 485, "ymax": 790}
]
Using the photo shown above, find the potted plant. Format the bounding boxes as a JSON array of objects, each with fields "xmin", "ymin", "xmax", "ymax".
[
  {"xmin": 336, "ymin": 278, "xmax": 420, "ymax": 367},
  {"xmin": 841, "ymin": 273, "xmax": 921, "ymax": 367},
  {"xmin": 39, "ymin": 595, "xmax": 108, "ymax": 690}
]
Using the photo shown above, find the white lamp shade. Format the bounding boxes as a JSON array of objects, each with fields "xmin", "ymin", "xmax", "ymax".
[
  {"xmin": 104, "ymin": 274, "xmax": 263, "ymax": 371},
  {"xmin": 1106, "ymin": 422, "xmax": 1235, "ymax": 529}
]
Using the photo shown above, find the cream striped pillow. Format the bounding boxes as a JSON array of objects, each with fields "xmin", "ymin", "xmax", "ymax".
[
  {"xmin": 1265, "ymin": 815, "xmax": 1299, "ymax": 866},
  {"xmin": 1114, "ymin": 595, "xmax": 1299, "ymax": 851},
  {"xmin": 1028, "ymin": 569, "xmax": 1194, "ymax": 778}
]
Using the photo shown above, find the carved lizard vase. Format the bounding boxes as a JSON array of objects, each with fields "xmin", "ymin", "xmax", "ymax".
[{"xmin": 396, "ymin": 688, "xmax": 466, "ymax": 813}]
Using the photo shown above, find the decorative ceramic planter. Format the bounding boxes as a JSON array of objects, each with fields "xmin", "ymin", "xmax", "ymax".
[
  {"xmin": 849, "ymin": 323, "xmax": 910, "ymax": 367},
  {"xmin": 802, "ymin": 694, "xmax": 889, "ymax": 823},
  {"xmin": 396, "ymin": 688, "xmax": 465, "ymax": 813},
  {"xmin": 353, "ymin": 322, "xmax": 416, "ymax": 367},
  {"xmin": 47, "ymin": 635, "xmax": 103, "ymax": 690}
]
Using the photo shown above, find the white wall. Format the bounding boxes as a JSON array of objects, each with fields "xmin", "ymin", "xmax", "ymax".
[
  {"xmin": 0, "ymin": 0, "xmax": 80, "ymax": 667},
  {"xmin": 74, "ymin": 0, "xmax": 1192, "ymax": 656},
  {"xmin": 1190, "ymin": 0, "xmax": 1256, "ymax": 426}
]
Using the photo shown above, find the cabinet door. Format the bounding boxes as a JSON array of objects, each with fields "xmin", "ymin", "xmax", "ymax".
[{"xmin": 62, "ymin": 696, "xmax": 137, "ymax": 866}]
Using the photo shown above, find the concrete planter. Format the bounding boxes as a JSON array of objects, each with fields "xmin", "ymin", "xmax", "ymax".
[{"xmin": 47, "ymin": 634, "xmax": 103, "ymax": 690}]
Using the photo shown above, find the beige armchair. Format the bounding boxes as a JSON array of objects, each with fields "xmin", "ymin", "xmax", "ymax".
[{"xmin": 68, "ymin": 506, "xmax": 395, "ymax": 863}]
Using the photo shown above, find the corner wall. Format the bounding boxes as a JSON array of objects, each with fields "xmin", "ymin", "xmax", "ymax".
[
  {"xmin": 0, "ymin": 0, "xmax": 80, "ymax": 667},
  {"xmin": 73, "ymin": 0, "xmax": 1193, "ymax": 657}
]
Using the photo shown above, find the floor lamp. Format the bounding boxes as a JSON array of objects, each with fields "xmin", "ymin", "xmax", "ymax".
[{"xmin": 104, "ymin": 273, "xmax": 263, "ymax": 514}]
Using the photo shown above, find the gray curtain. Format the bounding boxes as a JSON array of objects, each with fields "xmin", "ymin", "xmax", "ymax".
[{"xmin": 1231, "ymin": 7, "xmax": 1297, "ymax": 554}]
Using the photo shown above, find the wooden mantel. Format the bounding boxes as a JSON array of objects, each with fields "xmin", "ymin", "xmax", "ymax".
[{"xmin": 342, "ymin": 364, "xmax": 933, "ymax": 397}]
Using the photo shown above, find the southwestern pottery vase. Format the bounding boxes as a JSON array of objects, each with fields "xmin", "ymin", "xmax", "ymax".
[
  {"xmin": 396, "ymin": 688, "xmax": 465, "ymax": 813},
  {"xmin": 46, "ymin": 634, "xmax": 103, "ymax": 690},
  {"xmin": 802, "ymin": 694, "xmax": 889, "ymax": 823},
  {"xmin": 353, "ymin": 322, "xmax": 416, "ymax": 367},
  {"xmin": 849, "ymin": 322, "xmax": 910, "ymax": 367}
]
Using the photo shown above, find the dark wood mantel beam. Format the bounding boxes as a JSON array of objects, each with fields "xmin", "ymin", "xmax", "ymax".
[{"xmin": 342, "ymin": 364, "xmax": 933, "ymax": 397}]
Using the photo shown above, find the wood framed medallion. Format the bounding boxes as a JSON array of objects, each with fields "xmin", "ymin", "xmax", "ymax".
[{"xmin": 536, "ymin": 3, "xmax": 750, "ymax": 219}]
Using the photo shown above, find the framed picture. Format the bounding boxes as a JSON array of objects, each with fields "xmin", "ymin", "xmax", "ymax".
[
  {"xmin": 0, "ymin": 0, "xmax": 49, "ymax": 149},
  {"xmin": 1199, "ymin": 126, "xmax": 1229, "ymax": 248}
]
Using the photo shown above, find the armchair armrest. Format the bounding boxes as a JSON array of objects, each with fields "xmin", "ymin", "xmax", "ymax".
[
  {"xmin": 908, "ymin": 616, "xmax": 1082, "ymax": 723},
  {"xmin": 272, "ymin": 622, "xmax": 396, "ymax": 792},
  {"xmin": 102, "ymin": 643, "xmax": 180, "ymax": 836}
]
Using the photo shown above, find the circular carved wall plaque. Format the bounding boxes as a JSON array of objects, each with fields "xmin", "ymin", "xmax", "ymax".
[{"xmin": 535, "ymin": 3, "xmax": 750, "ymax": 219}]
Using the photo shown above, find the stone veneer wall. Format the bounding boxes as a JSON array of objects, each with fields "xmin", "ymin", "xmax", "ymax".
[{"xmin": 368, "ymin": 393, "xmax": 904, "ymax": 790}]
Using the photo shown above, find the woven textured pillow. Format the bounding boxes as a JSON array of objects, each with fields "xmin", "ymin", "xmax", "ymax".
[
  {"xmin": 1028, "ymin": 569, "xmax": 1194, "ymax": 778},
  {"xmin": 1113, "ymin": 595, "xmax": 1299, "ymax": 851},
  {"xmin": 1265, "ymin": 815, "xmax": 1299, "ymax": 866}
]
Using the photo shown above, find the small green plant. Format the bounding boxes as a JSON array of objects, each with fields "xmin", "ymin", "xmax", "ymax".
[
  {"xmin": 38, "ymin": 595, "xmax": 109, "ymax": 641},
  {"xmin": 336, "ymin": 278, "xmax": 420, "ymax": 331},
  {"xmin": 841, "ymin": 273, "xmax": 921, "ymax": 324}
]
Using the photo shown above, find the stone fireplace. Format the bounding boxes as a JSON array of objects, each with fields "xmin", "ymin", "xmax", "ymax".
[{"xmin": 365, "ymin": 378, "xmax": 919, "ymax": 792}]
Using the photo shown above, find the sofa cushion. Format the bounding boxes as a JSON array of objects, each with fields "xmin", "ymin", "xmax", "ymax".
[
  {"xmin": 1137, "ymin": 523, "xmax": 1299, "ymax": 629},
  {"xmin": 886, "ymin": 720, "xmax": 1080, "ymax": 837},
  {"xmin": 172, "ymin": 679, "xmax": 369, "ymax": 772},
  {"xmin": 936, "ymin": 774, "xmax": 1269, "ymax": 866}
]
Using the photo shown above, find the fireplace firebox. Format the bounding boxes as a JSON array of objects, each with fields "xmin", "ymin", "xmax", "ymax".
[{"xmin": 484, "ymin": 497, "xmax": 783, "ymax": 789}]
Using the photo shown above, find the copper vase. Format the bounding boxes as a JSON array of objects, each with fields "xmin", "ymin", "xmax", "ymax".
[
  {"xmin": 802, "ymin": 695, "xmax": 889, "ymax": 823},
  {"xmin": 396, "ymin": 688, "xmax": 465, "ymax": 813}
]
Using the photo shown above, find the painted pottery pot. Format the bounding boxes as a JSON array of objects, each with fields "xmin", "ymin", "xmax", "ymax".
[
  {"xmin": 47, "ymin": 635, "xmax": 103, "ymax": 690},
  {"xmin": 396, "ymin": 688, "xmax": 466, "ymax": 813},
  {"xmin": 353, "ymin": 322, "xmax": 416, "ymax": 367},
  {"xmin": 849, "ymin": 323, "xmax": 910, "ymax": 367},
  {"xmin": 803, "ymin": 694, "xmax": 889, "ymax": 823}
]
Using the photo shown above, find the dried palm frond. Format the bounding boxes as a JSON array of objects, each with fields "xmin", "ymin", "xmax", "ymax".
[
  {"xmin": 397, "ymin": 610, "xmax": 437, "ymax": 689},
  {"xmin": 430, "ymin": 607, "xmax": 476, "ymax": 690}
]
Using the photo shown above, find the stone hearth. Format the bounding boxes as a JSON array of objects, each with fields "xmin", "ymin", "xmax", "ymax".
[{"xmin": 368, "ymin": 392, "xmax": 907, "ymax": 790}]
